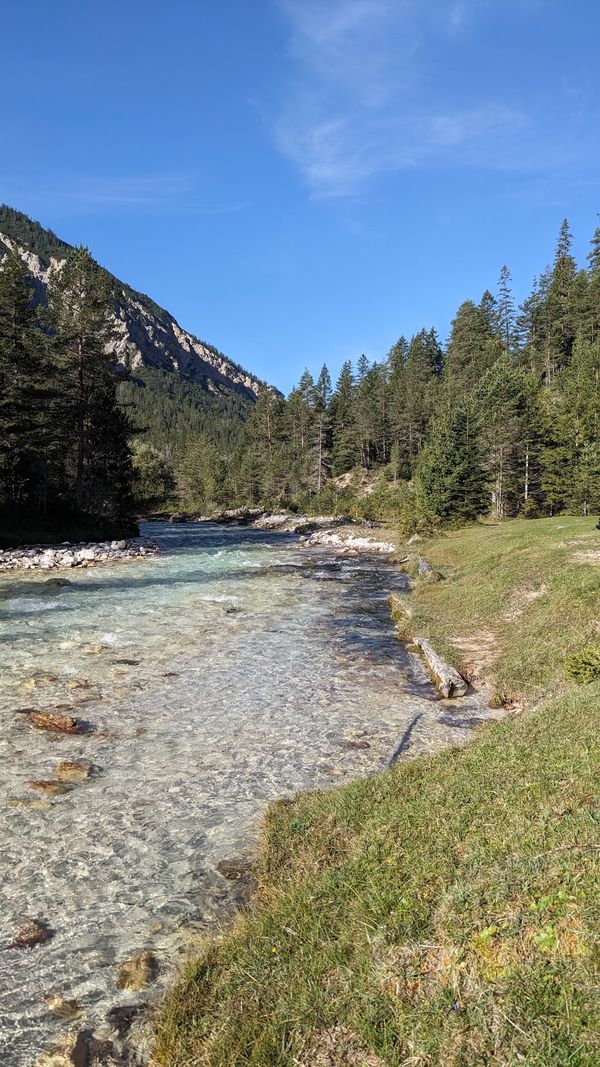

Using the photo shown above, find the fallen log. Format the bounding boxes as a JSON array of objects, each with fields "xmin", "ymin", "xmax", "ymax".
[{"xmin": 413, "ymin": 637, "xmax": 468, "ymax": 698}]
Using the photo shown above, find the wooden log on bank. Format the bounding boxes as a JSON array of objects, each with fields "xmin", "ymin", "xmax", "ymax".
[{"xmin": 413, "ymin": 637, "xmax": 468, "ymax": 698}]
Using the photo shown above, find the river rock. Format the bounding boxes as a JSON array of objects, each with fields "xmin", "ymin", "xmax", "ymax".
[
  {"xmin": 46, "ymin": 996, "xmax": 82, "ymax": 1021},
  {"xmin": 45, "ymin": 577, "xmax": 72, "ymax": 587},
  {"xmin": 115, "ymin": 949, "xmax": 158, "ymax": 990},
  {"xmin": 27, "ymin": 711, "xmax": 85, "ymax": 734},
  {"xmin": 217, "ymin": 858, "xmax": 251, "ymax": 880},
  {"xmin": 10, "ymin": 918, "xmax": 53, "ymax": 949},
  {"xmin": 28, "ymin": 780, "xmax": 72, "ymax": 797},
  {"xmin": 304, "ymin": 528, "xmax": 395, "ymax": 554},
  {"xmin": 55, "ymin": 760, "xmax": 92, "ymax": 783}
]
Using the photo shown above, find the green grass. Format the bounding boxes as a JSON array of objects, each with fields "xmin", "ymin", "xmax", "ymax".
[
  {"xmin": 402, "ymin": 516, "xmax": 600, "ymax": 703},
  {"xmin": 155, "ymin": 517, "xmax": 600, "ymax": 1067}
]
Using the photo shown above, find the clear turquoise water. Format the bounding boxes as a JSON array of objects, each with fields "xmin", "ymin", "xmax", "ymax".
[{"xmin": 0, "ymin": 522, "xmax": 493, "ymax": 1063}]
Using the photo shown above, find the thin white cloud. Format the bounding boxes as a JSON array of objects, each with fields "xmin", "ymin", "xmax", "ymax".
[
  {"xmin": 1, "ymin": 173, "xmax": 246, "ymax": 215},
  {"xmin": 269, "ymin": 0, "xmax": 534, "ymax": 196}
]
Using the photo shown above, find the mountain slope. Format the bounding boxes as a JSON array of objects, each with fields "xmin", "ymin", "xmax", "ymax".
[{"xmin": 0, "ymin": 204, "xmax": 264, "ymax": 407}]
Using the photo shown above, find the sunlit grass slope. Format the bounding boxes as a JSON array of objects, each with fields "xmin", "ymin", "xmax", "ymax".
[{"xmin": 155, "ymin": 517, "xmax": 600, "ymax": 1067}]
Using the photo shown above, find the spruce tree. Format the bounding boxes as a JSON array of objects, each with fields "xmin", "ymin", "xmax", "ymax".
[
  {"xmin": 497, "ymin": 265, "xmax": 516, "ymax": 354},
  {"xmin": 47, "ymin": 246, "xmax": 135, "ymax": 527},
  {"xmin": 0, "ymin": 251, "xmax": 53, "ymax": 513},
  {"xmin": 417, "ymin": 404, "xmax": 487, "ymax": 523},
  {"xmin": 330, "ymin": 361, "xmax": 359, "ymax": 475}
]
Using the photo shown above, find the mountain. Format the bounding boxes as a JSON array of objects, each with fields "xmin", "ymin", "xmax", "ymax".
[{"xmin": 0, "ymin": 205, "xmax": 265, "ymax": 453}]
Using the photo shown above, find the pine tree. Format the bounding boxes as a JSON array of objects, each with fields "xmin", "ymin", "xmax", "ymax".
[
  {"xmin": 497, "ymin": 265, "xmax": 516, "ymax": 354},
  {"xmin": 542, "ymin": 218, "xmax": 578, "ymax": 381},
  {"xmin": 330, "ymin": 361, "xmax": 358, "ymax": 475},
  {"xmin": 310, "ymin": 365, "xmax": 332, "ymax": 493},
  {"xmin": 445, "ymin": 300, "xmax": 502, "ymax": 389},
  {"xmin": 395, "ymin": 329, "xmax": 442, "ymax": 467},
  {"xmin": 0, "ymin": 252, "xmax": 54, "ymax": 513},
  {"xmin": 47, "ymin": 246, "xmax": 135, "ymax": 525},
  {"xmin": 417, "ymin": 403, "xmax": 487, "ymax": 523},
  {"xmin": 476, "ymin": 356, "xmax": 539, "ymax": 518}
]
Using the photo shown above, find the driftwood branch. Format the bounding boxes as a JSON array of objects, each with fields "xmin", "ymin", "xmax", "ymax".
[{"xmin": 413, "ymin": 637, "xmax": 468, "ymax": 698}]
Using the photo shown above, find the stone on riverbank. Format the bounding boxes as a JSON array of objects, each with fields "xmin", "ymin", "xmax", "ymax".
[
  {"xmin": 303, "ymin": 527, "xmax": 395, "ymax": 554},
  {"xmin": 0, "ymin": 538, "xmax": 158, "ymax": 573}
]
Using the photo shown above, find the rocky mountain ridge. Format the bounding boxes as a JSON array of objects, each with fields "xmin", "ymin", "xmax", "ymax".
[{"xmin": 0, "ymin": 206, "xmax": 263, "ymax": 403}]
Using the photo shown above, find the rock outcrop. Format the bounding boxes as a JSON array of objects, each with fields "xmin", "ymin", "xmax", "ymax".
[{"xmin": 0, "ymin": 219, "xmax": 263, "ymax": 403}]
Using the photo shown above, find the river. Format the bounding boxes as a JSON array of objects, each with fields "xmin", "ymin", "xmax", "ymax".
[{"xmin": 0, "ymin": 522, "xmax": 492, "ymax": 1064}]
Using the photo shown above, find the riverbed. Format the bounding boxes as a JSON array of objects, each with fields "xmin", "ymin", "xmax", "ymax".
[{"xmin": 0, "ymin": 522, "xmax": 495, "ymax": 1064}]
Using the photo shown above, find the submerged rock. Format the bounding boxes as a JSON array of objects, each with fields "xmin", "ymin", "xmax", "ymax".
[
  {"xmin": 46, "ymin": 995, "xmax": 82, "ymax": 1021},
  {"xmin": 10, "ymin": 918, "xmax": 53, "ymax": 949},
  {"xmin": 27, "ymin": 710, "xmax": 86, "ymax": 734},
  {"xmin": 217, "ymin": 858, "xmax": 251, "ymax": 880},
  {"xmin": 115, "ymin": 949, "xmax": 158, "ymax": 990},
  {"xmin": 28, "ymin": 780, "xmax": 72, "ymax": 797},
  {"xmin": 55, "ymin": 760, "xmax": 93, "ymax": 783}
]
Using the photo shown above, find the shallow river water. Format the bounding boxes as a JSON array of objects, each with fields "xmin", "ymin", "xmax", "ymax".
[{"xmin": 0, "ymin": 522, "xmax": 495, "ymax": 1064}]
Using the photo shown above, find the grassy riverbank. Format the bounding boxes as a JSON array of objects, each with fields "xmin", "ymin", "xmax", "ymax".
[{"xmin": 155, "ymin": 517, "xmax": 600, "ymax": 1067}]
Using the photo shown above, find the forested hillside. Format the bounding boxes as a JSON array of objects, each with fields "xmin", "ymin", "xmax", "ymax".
[
  {"xmin": 177, "ymin": 218, "xmax": 598, "ymax": 527},
  {"xmin": 0, "ymin": 206, "xmax": 261, "ymax": 540},
  {"xmin": 0, "ymin": 205, "xmax": 261, "ymax": 459},
  {"xmin": 0, "ymin": 245, "xmax": 137, "ymax": 544}
]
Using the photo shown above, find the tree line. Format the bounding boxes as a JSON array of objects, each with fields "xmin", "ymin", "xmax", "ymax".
[
  {"xmin": 0, "ymin": 246, "xmax": 136, "ymax": 544},
  {"xmin": 2, "ymin": 217, "xmax": 599, "ymax": 541},
  {"xmin": 150, "ymin": 217, "xmax": 598, "ymax": 528}
]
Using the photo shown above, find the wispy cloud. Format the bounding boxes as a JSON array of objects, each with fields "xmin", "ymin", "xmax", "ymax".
[
  {"xmin": 69, "ymin": 174, "xmax": 246, "ymax": 214},
  {"xmin": 268, "ymin": 0, "xmax": 538, "ymax": 196},
  {"xmin": 1, "ymin": 173, "xmax": 246, "ymax": 215},
  {"xmin": 72, "ymin": 174, "xmax": 197, "ymax": 206}
]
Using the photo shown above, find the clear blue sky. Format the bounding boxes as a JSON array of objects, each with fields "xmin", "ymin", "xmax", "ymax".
[{"xmin": 2, "ymin": 0, "xmax": 600, "ymax": 392}]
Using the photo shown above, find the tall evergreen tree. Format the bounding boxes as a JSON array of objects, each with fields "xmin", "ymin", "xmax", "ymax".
[
  {"xmin": 47, "ymin": 246, "xmax": 135, "ymax": 525},
  {"xmin": 330, "ymin": 361, "xmax": 358, "ymax": 475},
  {"xmin": 0, "ymin": 252, "xmax": 52, "ymax": 511},
  {"xmin": 417, "ymin": 404, "xmax": 487, "ymax": 523},
  {"xmin": 497, "ymin": 265, "xmax": 516, "ymax": 354}
]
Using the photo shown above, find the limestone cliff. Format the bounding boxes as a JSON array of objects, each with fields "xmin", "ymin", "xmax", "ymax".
[{"xmin": 0, "ymin": 209, "xmax": 262, "ymax": 403}]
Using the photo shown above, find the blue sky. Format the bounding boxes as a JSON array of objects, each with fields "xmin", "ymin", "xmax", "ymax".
[{"xmin": 2, "ymin": 0, "xmax": 600, "ymax": 392}]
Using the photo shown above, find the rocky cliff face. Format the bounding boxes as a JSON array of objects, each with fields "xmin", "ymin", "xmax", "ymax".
[{"xmin": 0, "ymin": 230, "xmax": 262, "ymax": 402}]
